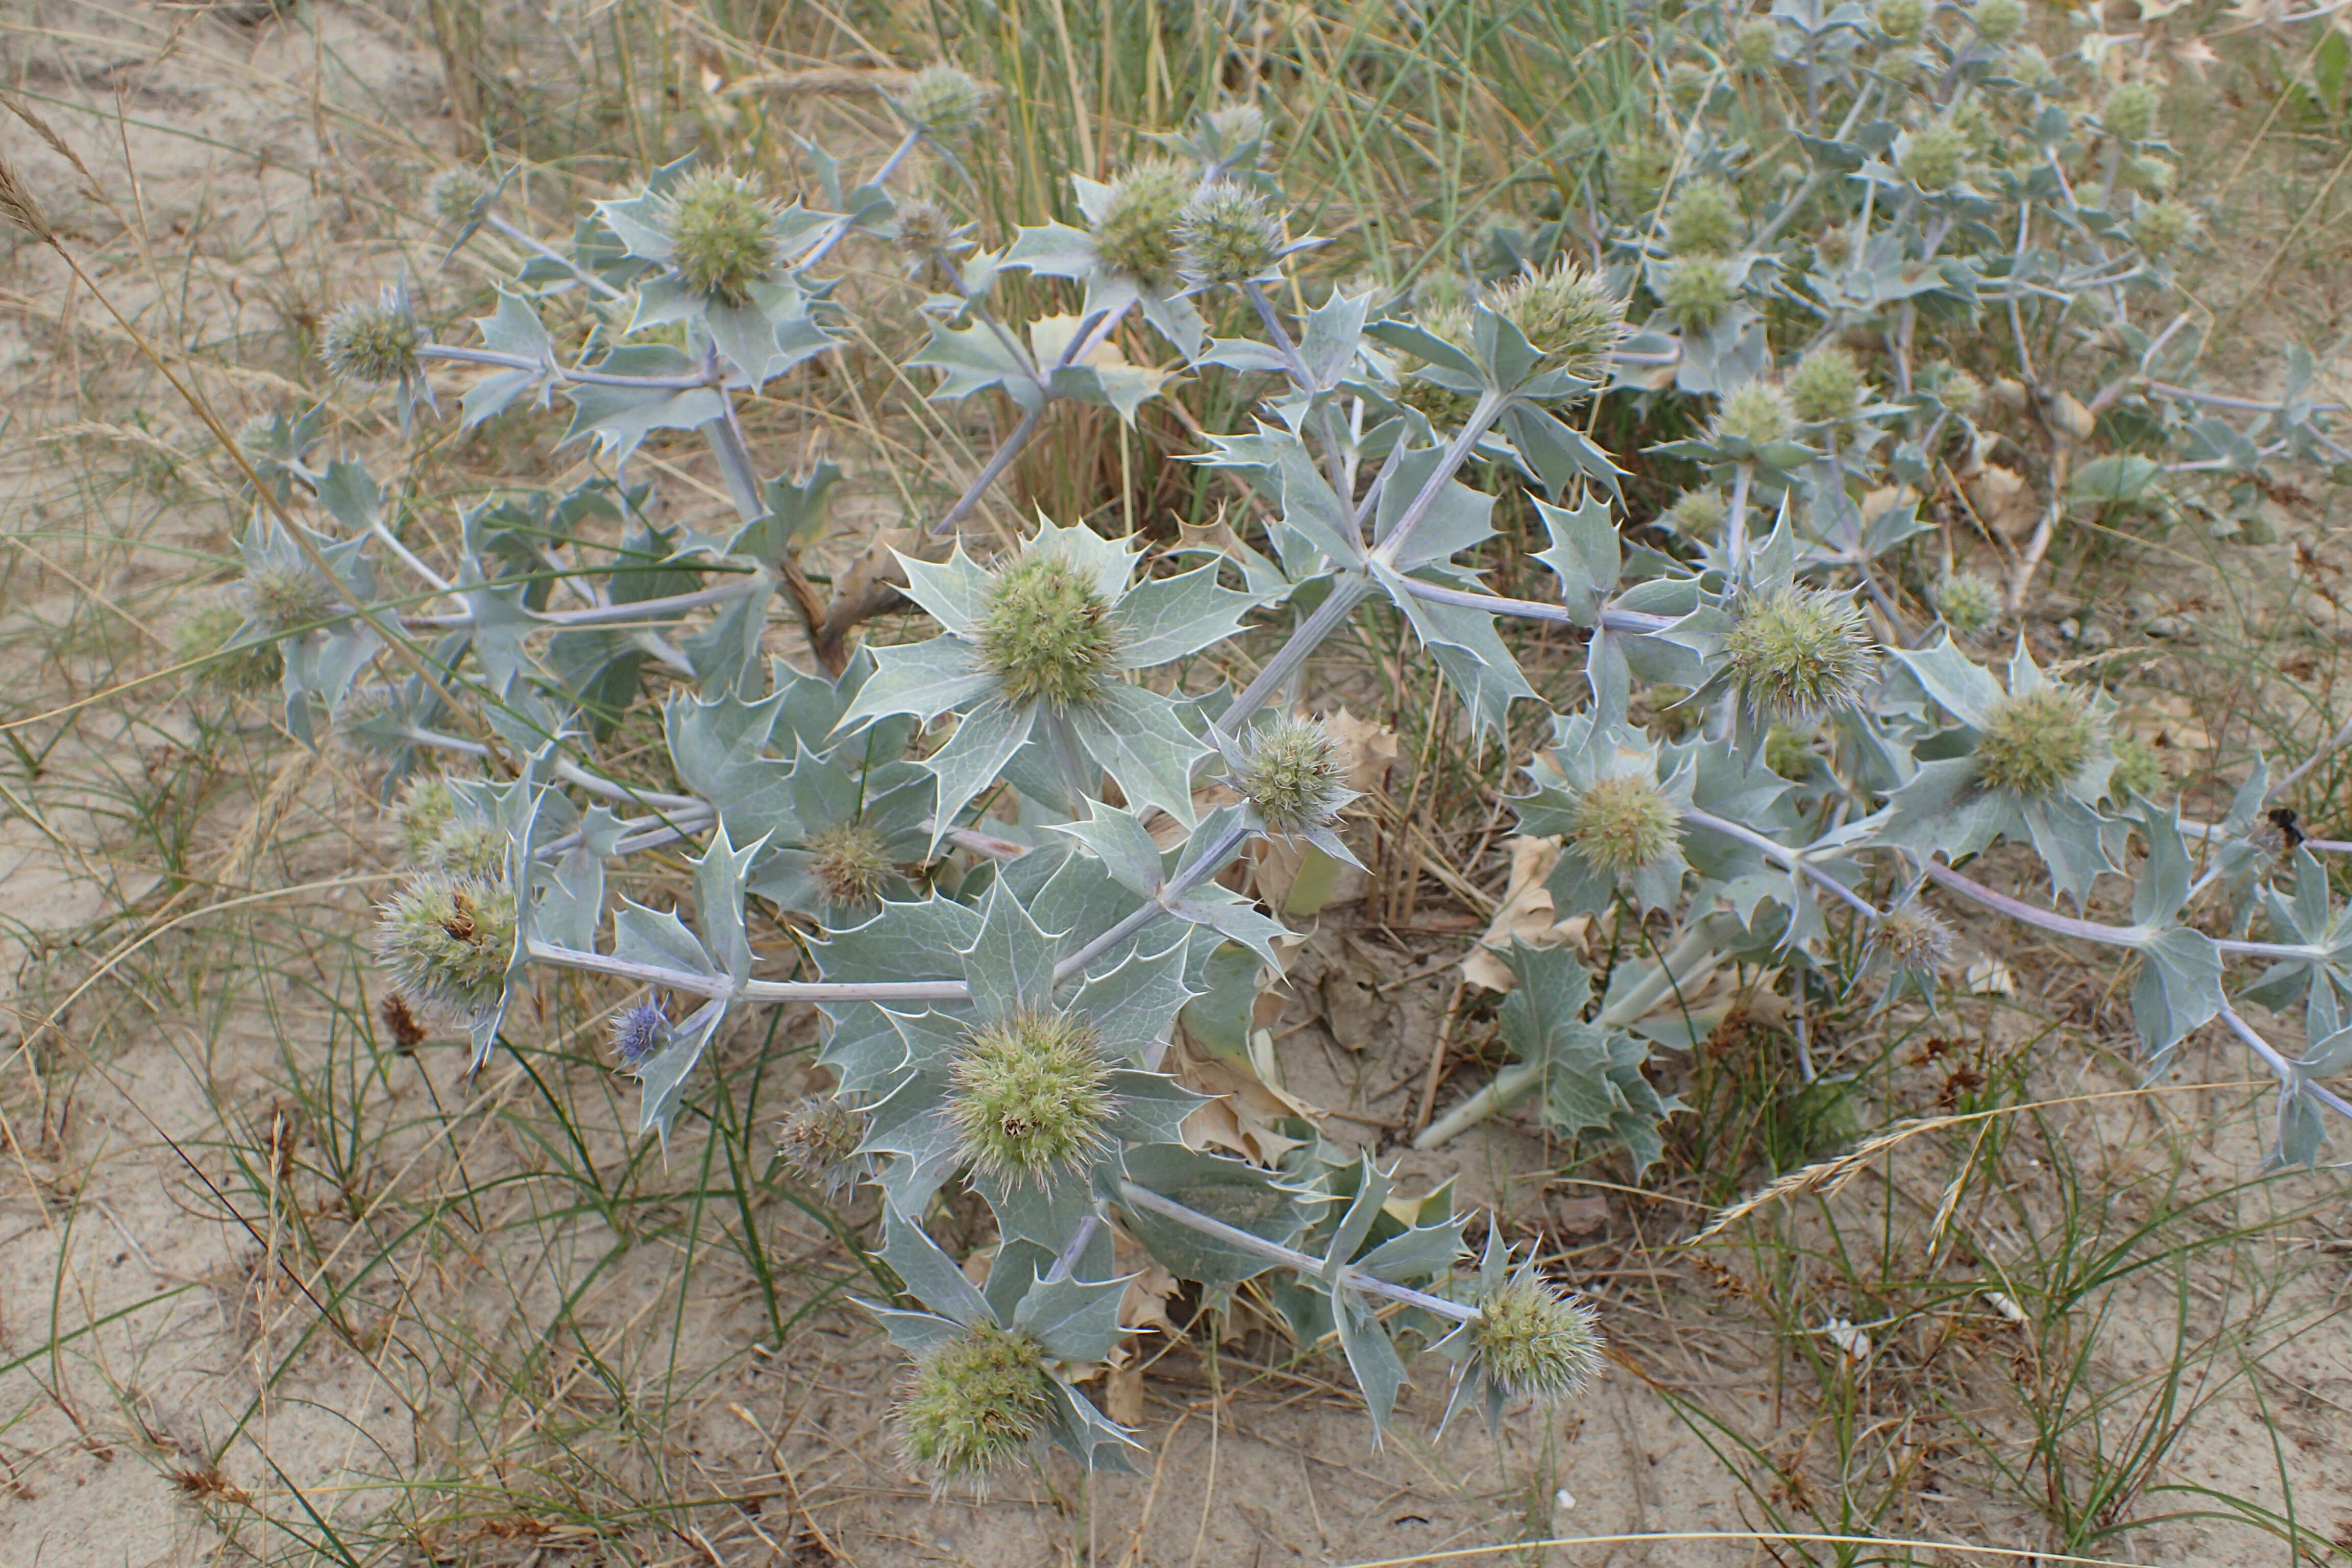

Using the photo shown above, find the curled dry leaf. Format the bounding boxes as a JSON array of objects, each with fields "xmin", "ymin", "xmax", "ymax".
[{"xmin": 1462, "ymin": 835, "xmax": 1590, "ymax": 993}]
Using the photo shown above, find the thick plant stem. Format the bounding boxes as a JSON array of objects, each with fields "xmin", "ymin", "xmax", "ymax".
[
  {"xmin": 1415, "ymin": 924, "xmax": 1726, "ymax": 1149},
  {"xmin": 525, "ymin": 939, "xmax": 969, "ymax": 1003},
  {"xmin": 1051, "ymin": 820, "xmax": 1256, "ymax": 982},
  {"xmin": 1215, "ymin": 576, "xmax": 1377, "ymax": 738}
]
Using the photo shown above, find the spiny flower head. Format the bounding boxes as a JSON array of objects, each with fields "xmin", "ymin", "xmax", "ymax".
[
  {"xmin": 1090, "ymin": 160, "xmax": 1192, "ymax": 287},
  {"xmin": 320, "ymin": 295, "xmax": 423, "ymax": 386},
  {"xmin": 1175, "ymin": 179, "xmax": 1285, "ymax": 286},
  {"xmin": 807, "ymin": 820, "xmax": 894, "ymax": 909},
  {"xmin": 243, "ymin": 561, "xmax": 339, "ymax": 633},
  {"xmin": 1925, "ymin": 361, "xmax": 1984, "ymax": 416},
  {"xmin": 1664, "ymin": 487, "xmax": 1727, "ymax": 537},
  {"xmin": 1875, "ymin": 0, "xmax": 1927, "ymax": 41},
  {"xmin": 2133, "ymin": 199, "xmax": 2198, "ymax": 259},
  {"xmin": 2102, "ymin": 82, "xmax": 2162, "ymax": 143},
  {"xmin": 1206, "ymin": 102, "xmax": 1269, "ymax": 160},
  {"xmin": 422, "ymin": 818, "xmax": 510, "ymax": 883},
  {"xmin": 1872, "ymin": 905, "xmax": 1953, "ymax": 976},
  {"xmin": 1788, "ymin": 344, "xmax": 1868, "ymax": 424},
  {"xmin": 1972, "ymin": 0, "xmax": 2025, "ymax": 42},
  {"xmin": 895, "ymin": 1321, "xmax": 1057, "ymax": 1488},
  {"xmin": 2108, "ymin": 731, "xmax": 2170, "ymax": 801},
  {"xmin": 1713, "ymin": 381, "xmax": 1794, "ymax": 448},
  {"xmin": 611, "ymin": 1000, "xmax": 667, "ymax": 1069},
  {"xmin": 1488, "ymin": 258, "xmax": 1623, "ymax": 380},
  {"xmin": 662, "ymin": 169, "xmax": 783, "ymax": 306},
  {"xmin": 175, "ymin": 601, "xmax": 282, "ymax": 695},
  {"xmin": 1723, "ymin": 585, "xmax": 1875, "ymax": 724},
  {"xmin": 1237, "ymin": 715, "xmax": 1352, "ymax": 835},
  {"xmin": 1899, "ymin": 125, "xmax": 1970, "ymax": 192},
  {"xmin": 894, "ymin": 65, "xmax": 992, "ymax": 138},
  {"xmin": 2127, "ymin": 154, "xmax": 2177, "ymax": 194},
  {"xmin": 947, "ymin": 1010, "xmax": 1118, "ymax": 1185},
  {"xmin": 1734, "ymin": 17, "xmax": 1782, "ymax": 67},
  {"xmin": 1662, "ymin": 255, "xmax": 1736, "ymax": 333},
  {"xmin": 1571, "ymin": 773, "xmax": 1680, "ymax": 877},
  {"xmin": 1607, "ymin": 136, "xmax": 1676, "ymax": 218},
  {"xmin": 393, "ymin": 774, "xmax": 456, "ymax": 858},
  {"xmin": 1665, "ymin": 60, "xmax": 1710, "ymax": 109},
  {"xmin": 1667, "ymin": 181, "xmax": 1741, "ymax": 258},
  {"xmin": 778, "ymin": 1097, "xmax": 870, "ymax": 1198},
  {"xmin": 1975, "ymin": 686, "xmax": 2094, "ymax": 798},
  {"xmin": 376, "ymin": 872, "xmax": 517, "ymax": 1015},
  {"xmin": 893, "ymin": 196, "xmax": 954, "ymax": 256},
  {"xmin": 1469, "ymin": 1270, "xmax": 1604, "ymax": 1401},
  {"xmin": 1935, "ymin": 572, "xmax": 2001, "ymax": 638},
  {"xmin": 427, "ymin": 166, "xmax": 489, "ymax": 228},
  {"xmin": 977, "ymin": 552, "xmax": 1121, "ymax": 710}
]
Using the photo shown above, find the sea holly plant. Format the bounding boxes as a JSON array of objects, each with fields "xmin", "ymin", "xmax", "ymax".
[{"xmin": 124, "ymin": 15, "xmax": 2352, "ymax": 1488}]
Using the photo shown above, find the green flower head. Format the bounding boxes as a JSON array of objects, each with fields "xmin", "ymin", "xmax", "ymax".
[
  {"xmin": 376, "ymin": 871, "xmax": 517, "ymax": 1015},
  {"xmin": 1091, "ymin": 160, "xmax": 1193, "ymax": 287},
  {"xmin": 1470, "ymin": 1268, "xmax": 1605, "ymax": 1401},
  {"xmin": 1733, "ymin": 17, "xmax": 1782, "ymax": 68},
  {"xmin": 1899, "ymin": 124, "xmax": 1970, "ymax": 191},
  {"xmin": 176, "ymin": 601, "xmax": 282, "ymax": 695},
  {"xmin": 894, "ymin": 65, "xmax": 993, "ymax": 138},
  {"xmin": 1724, "ymin": 585, "xmax": 1875, "ymax": 724},
  {"xmin": 978, "ymin": 552, "xmax": 1122, "ymax": 710},
  {"xmin": 661, "ymin": 168, "xmax": 785, "ymax": 306},
  {"xmin": 895, "ymin": 1321, "xmax": 1057, "ymax": 1488},
  {"xmin": 1935, "ymin": 572, "xmax": 2001, "ymax": 639},
  {"xmin": 1176, "ymin": 179, "xmax": 1286, "ymax": 286},
  {"xmin": 1572, "ymin": 772, "xmax": 1681, "ymax": 877},
  {"xmin": 426, "ymin": 166, "xmax": 490, "ymax": 228},
  {"xmin": 1713, "ymin": 381, "xmax": 1795, "ymax": 448},
  {"xmin": 778, "ymin": 1097, "xmax": 871, "ymax": 1198},
  {"xmin": 1236, "ymin": 714, "xmax": 1354, "ymax": 835},
  {"xmin": 320, "ymin": 292, "xmax": 423, "ymax": 387},
  {"xmin": 1975, "ymin": 685, "xmax": 2094, "ymax": 798},
  {"xmin": 947, "ymin": 1009, "xmax": 1120, "ymax": 1185},
  {"xmin": 1662, "ymin": 255, "xmax": 1736, "ymax": 333},
  {"xmin": 1788, "ymin": 344, "xmax": 1869, "ymax": 424},
  {"xmin": 1490, "ymin": 257, "xmax": 1624, "ymax": 380},
  {"xmin": 1972, "ymin": 0, "xmax": 2025, "ymax": 41},
  {"xmin": 1667, "ymin": 181, "xmax": 1742, "ymax": 258}
]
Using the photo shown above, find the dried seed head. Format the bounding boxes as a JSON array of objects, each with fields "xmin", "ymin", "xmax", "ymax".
[
  {"xmin": 320, "ymin": 297, "xmax": 423, "ymax": 386},
  {"xmin": 611, "ymin": 1000, "xmax": 667, "ymax": 1069},
  {"xmin": 1972, "ymin": 0, "xmax": 2025, "ymax": 41},
  {"xmin": 1571, "ymin": 773, "xmax": 1680, "ymax": 877},
  {"xmin": 243, "ymin": 561, "xmax": 340, "ymax": 633},
  {"xmin": 977, "ymin": 553, "xmax": 1120, "ymax": 710},
  {"xmin": 0, "ymin": 151, "xmax": 55, "ymax": 245},
  {"xmin": 663, "ymin": 169, "xmax": 783, "ymax": 306},
  {"xmin": 1470, "ymin": 1272, "xmax": 1604, "ymax": 1401},
  {"xmin": 894, "ymin": 65, "xmax": 992, "ymax": 138},
  {"xmin": 1713, "ymin": 381, "xmax": 1795, "ymax": 448},
  {"xmin": 1975, "ymin": 686, "xmax": 2094, "ymax": 798},
  {"xmin": 1490, "ymin": 258, "xmax": 1624, "ymax": 380},
  {"xmin": 422, "ymin": 819, "xmax": 510, "ymax": 883},
  {"xmin": 1788, "ymin": 345, "xmax": 1869, "ymax": 424},
  {"xmin": 1875, "ymin": 0, "xmax": 1927, "ymax": 41},
  {"xmin": 893, "ymin": 196, "xmax": 954, "ymax": 256},
  {"xmin": 1238, "ymin": 715, "xmax": 1352, "ymax": 834},
  {"xmin": 1723, "ymin": 585, "xmax": 1875, "ymax": 724},
  {"xmin": 2132, "ymin": 199, "xmax": 2198, "ymax": 260},
  {"xmin": 895, "ymin": 1322, "xmax": 1057, "ymax": 1488},
  {"xmin": 1666, "ymin": 181, "xmax": 1741, "ymax": 258},
  {"xmin": 1662, "ymin": 254, "xmax": 1736, "ymax": 333},
  {"xmin": 427, "ymin": 166, "xmax": 489, "ymax": 228},
  {"xmin": 947, "ymin": 1010, "xmax": 1118, "ymax": 1185},
  {"xmin": 1899, "ymin": 125, "xmax": 1970, "ymax": 192},
  {"xmin": 1733, "ymin": 17, "xmax": 1781, "ymax": 68},
  {"xmin": 2102, "ymin": 82, "xmax": 2162, "ymax": 143},
  {"xmin": 778, "ymin": 1098, "xmax": 870, "ymax": 1198},
  {"xmin": 376, "ymin": 872, "xmax": 517, "ymax": 1014},
  {"xmin": 1872, "ymin": 905, "xmax": 1953, "ymax": 975},
  {"xmin": 380, "ymin": 992, "xmax": 428, "ymax": 1051},
  {"xmin": 1664, "ymin": 487, "xmax": 1728, "ymax": 537},
  {"xmin": 1090, "ymin": 160, "xmax": 1192, "ymax": 287},
  {"xmin": 393, "ymin": 775, "xmax": 457, "ymax": 857},
  {"xmin": 807, "ymin": 820, "xmax": 895, "ymax": 909},
  {"xmin": 1175, "ymin": 179, "xmax": 1285, "ymax": 286},
  {"xmin": 175, "ymin": 601, "xmax": 282, "ymax": 695},
  {"xmin": 2108, "ymin": 731, "xmax": 2170, "ymax": 801},
  {"xmin": 1934, "ymin": 572, "xmax": 2001, "ymax": 638}
]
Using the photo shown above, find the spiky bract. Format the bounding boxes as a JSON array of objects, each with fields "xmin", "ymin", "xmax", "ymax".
[
  {"xmin": 393, "ymin": 775, "xmax": 456, "ymax": 858},
  {"xmin": 1873, "ymin": 906, "xmax": 1953, "ymax": 976},
  {"xmin": 1900, "ymin": 125, "xmax": 1970, "ymax": 191},
  {"xmin": 1571, "ymin": 773, "xmax": 1680, "ymax": 876},
  {"xmin": 895, "ymin": 1322, "xmax": 1057, "ymax": 1486},
  {"xmin": 1724, "ymin": 586, "xmax": 1874, "ymax": 723},
  {"xmin": 1935, "ymin": 573, "xmax": 2001, "ymax": 638},
  {"xmin": 1469, "ymin": 1272, "xmax": 1604, "ymax": 1401},
  {"xmin": 1491, "ymin": 258, "xmax": 1624, "ymax": 380},
  {"xmin": 808, "ymin": 820, "xmax": 894, "ymax": 908},
  {"xmin": 947, "ymin": 1010, "xmax": 1118, "ymax": 1184},
  {"xmin": 895, "ymin": 65, "xmax": 991, "ymax": 137},
  {"xmin": 778, "ymin": 1098, "xmax": 870, "ymax": 1198},
  {"xmin": 376, "ymin": 872, "xmax": 517, "ymax": 1014},
  {"xmin": 320, "ymin": 299, "xmax": 422, "ymax": 386},
  {"xmin": 1662, "ymin": 255, "xmax": 1736, "ymax": 333},
  {"xmin": 422, "ymin": 819, "xmax": 510, "ymax": 883},
  {"xmin": 1238, "ymin": 715, "xmax": 1351, "ymax": 834},
  {"xmin": 176, "ymin": 602, "xmax": 282, "ymax": 694},
  {"xmin": 1175, "ymin": 180, "xmax": 1284, "ymax": 286},
  {"xmin": 1667, "ymin": 181, "xmax": 1741, "ymax": 258},
  {"xmin": 662, "ymin": 169, "xmax": 783, "ymax": 306},
  {"xmin": 1788, "ymin": 345, "xmax": 1868, "ymax": 424},
  {"xmin": 1091, "ymin": 160, "xmax": 1192, "ymax": 287},
  {"xmin": 1714, "ymin": 381, "xmax": 1794, "ymax": 447},
  {"xmin": 427, "ymin": 166, "xmax": 489, "ymax": 228},
  {"xmin": 977, "ymin": 553, "xmax": 1120, "ymax": 710},
  {"xmin": 1976, "ymin": 687, "xmax": 2094, "ymax": 798}
]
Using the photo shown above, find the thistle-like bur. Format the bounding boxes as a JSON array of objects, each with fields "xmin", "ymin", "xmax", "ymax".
[
  {"xmin": 1662, "ymin": 255, "xmax": 1736, "ymax": 333},
  {"xmin": 2103, "ymin": 82, "xmax": 2162, "ymax": 143},
  {"xmin": 1899, "ymin": 125, "xmax": 1970, "ymax": 192},
  {"xmin": 175, "ymin": 602, "xmax": 282, "ymax": 695},
  {"xmin": 1723, "ymin": 586, "xmax": 1875, "ymax": 723},
  {"xmin": 894, "ymin": 65, "xmax": 992, "ymax": 138},
  {"xmin": 1713, "ymin": 381, "xmax": 1794, "ymax": 448},
  {"xmin": 1238, "ymin": 714, "xmax": 1352, "ymax": 835},
  {"xmin": 1925, "ymin": 361, "xmax": 1984, "ymax": 416},
  {"xmin": 896, "ymin": 1321, "xmax": 1057, "ymax": 1488},
  {"xmin": 1788, "ymin": 345, "xmax": 1868, "ymax": 424},
  {"xmin": 1665, "ymin": 60, "xmax": 1710, "ymax": 109},
  {"xmin": 422, "ymin": 819, "xmax": 510, "ymax": 883},
  {"xmin": 977, "ymin": 553, "xmax": 1120, "ymax": 710},
  {"xmin": 1734, "ymin": 16, "xmax": 1782, "ymax": 67},
  {"xmin": 1666, "ymin": 181, "xmax": 1741, "ymax": 258},
  {"xmin": 1935, "ymin": 572, "xmax": 2001, "ymax": 638},
  {"xmin": 778, "ymin": 1097, "xmax": 871, "ymax": 1198},
  {"xmin": 1663, "ymin": 487, "xmax": 1727, "ymax": 537},
  {"xmin": 662, "ymin": 169, "xmax": 783, "ymax": 306},
  {"xmin": 393, "ymin": 774, "xmax": 456, "ymax": 858},
  {"xmin": 1872, "ymin": 905, "xmax": 1953, "ymax": 976},
  {"xmin": 1975, "ymin": 687, "xmax": 2094, "ymax": 798},
  {"xmin": 2109, "ymin": 731, "xmax": 2171, "ymax": 801},
  {"xmin": 320, "ymin": 295, "xmax": 423, "ymax": 387},
  {"xmin": 807, "ymin": 820, "xmax": 894, "ymax": 908},
  {"xmin": 1571, "ymin": 773, "xmax": 1680, "ymax": 877},
  {"xmin": 243, "ymin": 561, "xmax": 341, "ymax": 633},
  {"xmin": 376, "ymin": 872, "xmax": 517, "ymax": 1015},
  {"xmin": 1090, "ymin": 160, "xmax": 1192, "ymax": 288},
  {"xmin": 2133, "ymin": 199, "xmax": 2198, "ymax": 260},
  {"xmin": 1972, "ymin": 0, "xmax": 2025, "ymax": 42},
  {"xmin": 611, "ymin": 1000, "xmax": 667, "ymax": 1069},
  {"xmin": 1469, "ymin": 1270, "xmax": 1604, "ymax": 1401},
  {"xmin": 426, "ymin": 166, "xmax": 489, "ymax": 228},
  {"xmin": 1607, "ymin": 136, "xmax": 1676, "ymax": 218},
  {"xmin": 1875, "ymin": 0, "xmax": 1927, "ymax": 41},
  {"xmin": 947, "ymin": 1010, "xmax": 1119, "ymax": 1184},
  {"xmin": 1175, "ymin": 179, "xmax": 1285, "ymax": 286},
  {"xmin": 1489, "ymin": 257, "xmax": 1624, "ymax": 380},
  {"xmin": 1206, "ymin": 103, "xmax": 1269, "ymax": 158}
]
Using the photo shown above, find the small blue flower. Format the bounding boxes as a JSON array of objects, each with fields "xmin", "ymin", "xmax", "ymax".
[{"xmin": 612, "ymin": 1001, "xmax": 668, "ymax": 1069}]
